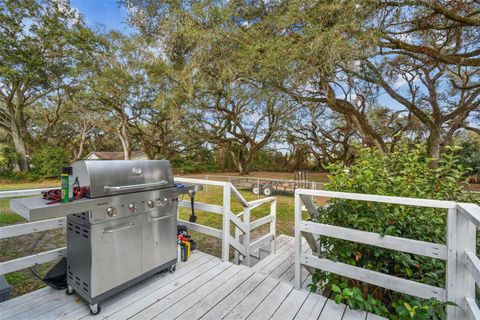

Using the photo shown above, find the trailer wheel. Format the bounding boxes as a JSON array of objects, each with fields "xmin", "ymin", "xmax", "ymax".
[
  {"xmin": 251, "ymin": 184, "xmax": 260, "ymax": 195},
  {"xmin": 262, "ymin": 185, "xmax": 274, "ymax": 196}
]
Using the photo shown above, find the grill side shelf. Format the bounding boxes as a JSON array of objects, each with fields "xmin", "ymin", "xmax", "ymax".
[{"xmin": 10, "ymin": 197, "xmax": 98, "ymax": 221}]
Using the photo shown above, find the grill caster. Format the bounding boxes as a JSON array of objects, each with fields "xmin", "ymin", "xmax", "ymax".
[
  {"xmin": 90, "ymin": 303, "xmax": 101, "ymax": 315},
  {"xmin": 168, "ymin": 264, "xmax": 176, "ymax": 273},
  {"xmin": 65, "ymin": 286, "xmax": 75, "ymax": 295}
]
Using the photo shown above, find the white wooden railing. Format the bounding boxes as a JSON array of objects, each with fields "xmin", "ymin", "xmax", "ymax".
[
  {"xmin": 175, "ymin": 177, "xmax": 277, "ymax": 266},
  {"xmin": 0, "ymin": 178, "xmax": 276, "ymax": 276},
  {"xmin": 294, "ymin": 189, "xmax": 480, "ymax": 320}
]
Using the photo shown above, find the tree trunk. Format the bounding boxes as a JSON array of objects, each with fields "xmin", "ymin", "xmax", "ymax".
[
  {"xmin": 238, "ymin": 163, "xmax": 247, "ymax": 175},
  {"xmin": 4, "ymin": 98, "xmax": 30, "ymax": 171},
  {"xmin": 10, "ymin": 116, "xmax": 29, "ymax": 171},
  {"xmin": 74, "ymin": 121, "xmax": 88, "ymax": 160},
  {"xmin": 117, "ymin": 117, "xmax": 130, "ymax": 160},
  {"xmin": 319, "ymin": 78, "xmax": 387, "ymax": 153},
  {"xmin": 231, "ymin": 150, "xmax": 251, "ymax": 175},
  {"xmin": 427, "ymin": 128, "xmax": 441, "ymax": 165}
]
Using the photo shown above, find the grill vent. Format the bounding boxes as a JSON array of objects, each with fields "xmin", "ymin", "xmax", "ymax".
[
  {"xmin": 72, "ymin": 212, "xmax": 88, "ymax": 221},
  {"xmin": 69, "ymin": 223, "xmax": 89, "ymax": 239},
  {"xmin": 67, "ymin": 268, "xmax": 89, "ymax": 294}
]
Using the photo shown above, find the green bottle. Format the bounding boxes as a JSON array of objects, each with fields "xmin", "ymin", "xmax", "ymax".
[{"xmin": 61, "ymin": 167, "xmax": 72, "ymax": 203}]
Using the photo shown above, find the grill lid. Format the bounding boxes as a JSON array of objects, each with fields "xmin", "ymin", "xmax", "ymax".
[{"xmin": 71, "ymin": 160, "xmax": 174, "ymax": 198}]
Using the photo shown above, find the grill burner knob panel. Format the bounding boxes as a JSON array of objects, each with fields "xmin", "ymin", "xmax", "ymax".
[
  {"xmin": 128, "ymin": 203, "xmax": 137, "ymax": 212},
  {"xmin": 106, "ymin": 207, "xmax": 117, "ymax": 217},
  {"xmin": 147, "ymin": 200, "xmax": 156, "ymax": 208}
]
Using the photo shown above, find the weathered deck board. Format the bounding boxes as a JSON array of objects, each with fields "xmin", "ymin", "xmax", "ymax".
[
  {"xmin": 128, "ymin": 261, "xmax": 232, "ymax": 319},
  {"xmin": 174, "ymin": 268, "xmax": 256, "ymax": 320},
  {"xmin": 200, "ymin": 272, "xmax": 268, "ymax": 320},
  {"xmin": 246, "ymin": 281, "xmax": 294, "ymax": 320},
  {"xmin": 0, "ymin": 235, "xmax": 386, "ymax": 320},
  {"xmin": 319, "ymin": 299, "xmax": 347, "ymax": 320},
  {"xmin": 108, "ymin": 257, "xmax": 222, "ymax": 320},
  {"xmin": 223, "ymin": 276, "xmax": 279, "ymax": 320},
  {"xmin": 294, "ymin": 291, "xmax": 328, "ymax": 320},
  {"xmin": 270, "ymin": 288, "xmax": 310, "ymax": 319},
  {"xmin": 343, "ymin": 308, "xmax": 368, "ymax": 320},
  {"xmin": 153, "ymin": 264, "xmax": 246, "ymax": 319}
]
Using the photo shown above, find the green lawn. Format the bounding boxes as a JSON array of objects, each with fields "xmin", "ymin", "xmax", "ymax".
[
  {"xmin": 0, "ymin": 180, "xmax": 313, "ymax": 297},
  {"xmin": 0, "ymin": 179, "xmax": 58, "ymax": 191}
]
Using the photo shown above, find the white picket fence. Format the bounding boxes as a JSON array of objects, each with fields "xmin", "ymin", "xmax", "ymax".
[
  {"xmin": 294, "ymin": 189, "xmax": 480, "ymax": 320},
  {"xmin": 0, "ymin": 178, "xmax": 276, "ymax": 276}
]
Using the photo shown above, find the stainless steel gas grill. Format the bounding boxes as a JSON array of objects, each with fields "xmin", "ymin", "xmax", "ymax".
[{"xmin": 10, "ymin": 160, "xmax": 194, "ymax": 315}]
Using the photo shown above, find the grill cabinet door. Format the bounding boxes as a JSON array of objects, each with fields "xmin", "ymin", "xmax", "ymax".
[
  {"xmin": 90, "ymin": 215, "xmax": 142, "ymax": 297},
  {"xmin": 142, "ymin": 204, "xmax": 178, "ymax": 273}
]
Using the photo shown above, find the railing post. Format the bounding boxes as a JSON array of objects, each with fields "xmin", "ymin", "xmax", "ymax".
[
  {"xmin": 257, "ymin": 178, "xmax": 260, "ymax": 198},
  {"xmin": 234, "ymin": 226, "xmax": 240, "ymax": 265},
  {"xmin": 270, "ymin": 199, "xmax": 277, "ymax": 254},
  {"xmin": 294, "ymin": 190, "xmax": 302, "ymax": 289},
  {"xmin": 447, "ymin": 205, "xmax": 476, "ymax": 319},
  {"xmin": 243, "ymin": 207, "xmax": 251, "ymax": 267},
  {"xmin": 221, "ymin": 184, "xmax": 231, "ymax": 261}
]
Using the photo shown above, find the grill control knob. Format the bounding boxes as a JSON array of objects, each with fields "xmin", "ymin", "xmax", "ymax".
[
  {"xmin": 147, "ymin": 200, "xmax": 156, "ymax": 208},
  {"xmin": 128, "ymin": 203, "xmax": 137, "ymax": 212},
  {"xmin": 106, "ymin": 207, "xmax": 117, "ymax": 217}
]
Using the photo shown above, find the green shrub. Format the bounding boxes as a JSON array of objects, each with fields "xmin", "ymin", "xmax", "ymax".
[
  {"xmin": 30, "ymin": 146, "xmax": 69, "ymax": 178},
  {"xmin": 310, "ymin": 143, "xmax": 474, "ymax": 318},
  {"xmin": 0, "ymin": 144, "xmax": 17, "ymax": 175},
  {"xmin": 457, "ymin": 136, "xmax": 480, "ymax": 178},
  {"xmin": 172, "ymin": 158, "xmax": 218, "ymax": 174}
]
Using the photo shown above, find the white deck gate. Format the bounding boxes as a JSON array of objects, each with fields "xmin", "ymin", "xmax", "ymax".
[
  {"xmin": 0, "ymin": 178, "xmax": 276, "ymax": 276},
  {"xmin": 294, "ymin": 189, "xmax": 480, "ymax": 320}
]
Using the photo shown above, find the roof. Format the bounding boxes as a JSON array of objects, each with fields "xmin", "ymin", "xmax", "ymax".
[{"xmin": 85, "ymin": 151, "xmax": 147, "ymax": 160}]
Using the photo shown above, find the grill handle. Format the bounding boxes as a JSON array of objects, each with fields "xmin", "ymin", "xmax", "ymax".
[
  {"xmin": 149, "ymin": 212, "xmax": 172, "ymax": 222},
  {"xmin": 102, "ymin": 222, "xmax": 134, "ymax": 233},
  {"xmin": 104, "ymin": 180, "xmax": 169, "ymax": 192}
]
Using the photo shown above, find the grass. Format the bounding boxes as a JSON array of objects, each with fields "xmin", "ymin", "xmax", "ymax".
[
  {"xmin": 0, "ymin": 179, "xmax": 316, "ymax": 298},
  {"xmin": 0, "ymin": 179, "xmax": 58, "ymax": 191}
]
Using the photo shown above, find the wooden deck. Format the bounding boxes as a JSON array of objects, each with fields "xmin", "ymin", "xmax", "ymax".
[{"xmin": 0, "ymin": 235, "xmax": 385, "ymax": 320}]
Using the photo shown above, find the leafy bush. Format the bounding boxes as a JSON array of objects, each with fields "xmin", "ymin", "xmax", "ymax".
[
  {"xmin": 309, "ymin": 143, "xmax": 474, "ymax": 319},
  {"xmin": 172, "ymin": 159, "xmax": 218, "ymax": 174},
  {"xmin": 251, "ymin": 149, "xmax": 289, "ymax": 172},
  {"xmin": 30, "ymin": 146, "xmax": 69, "ymax": 178},
  {"xmin": 0, "ymin": 144, "xmax": 17, "ymax": 175}
]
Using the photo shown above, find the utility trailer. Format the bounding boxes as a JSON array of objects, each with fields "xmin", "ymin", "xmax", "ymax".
[{"xmin": 230, "ymin": 177, "xmax": 315, "ymax": 196}]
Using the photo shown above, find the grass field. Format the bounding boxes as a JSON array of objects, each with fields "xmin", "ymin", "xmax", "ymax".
[
  {"xmin": 0, "ymin": 179, "xmax": 58, "ymax": 191},
  {"xmin": 0, "ymin": 177, "xmax": 320, "ymax": 297}
]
